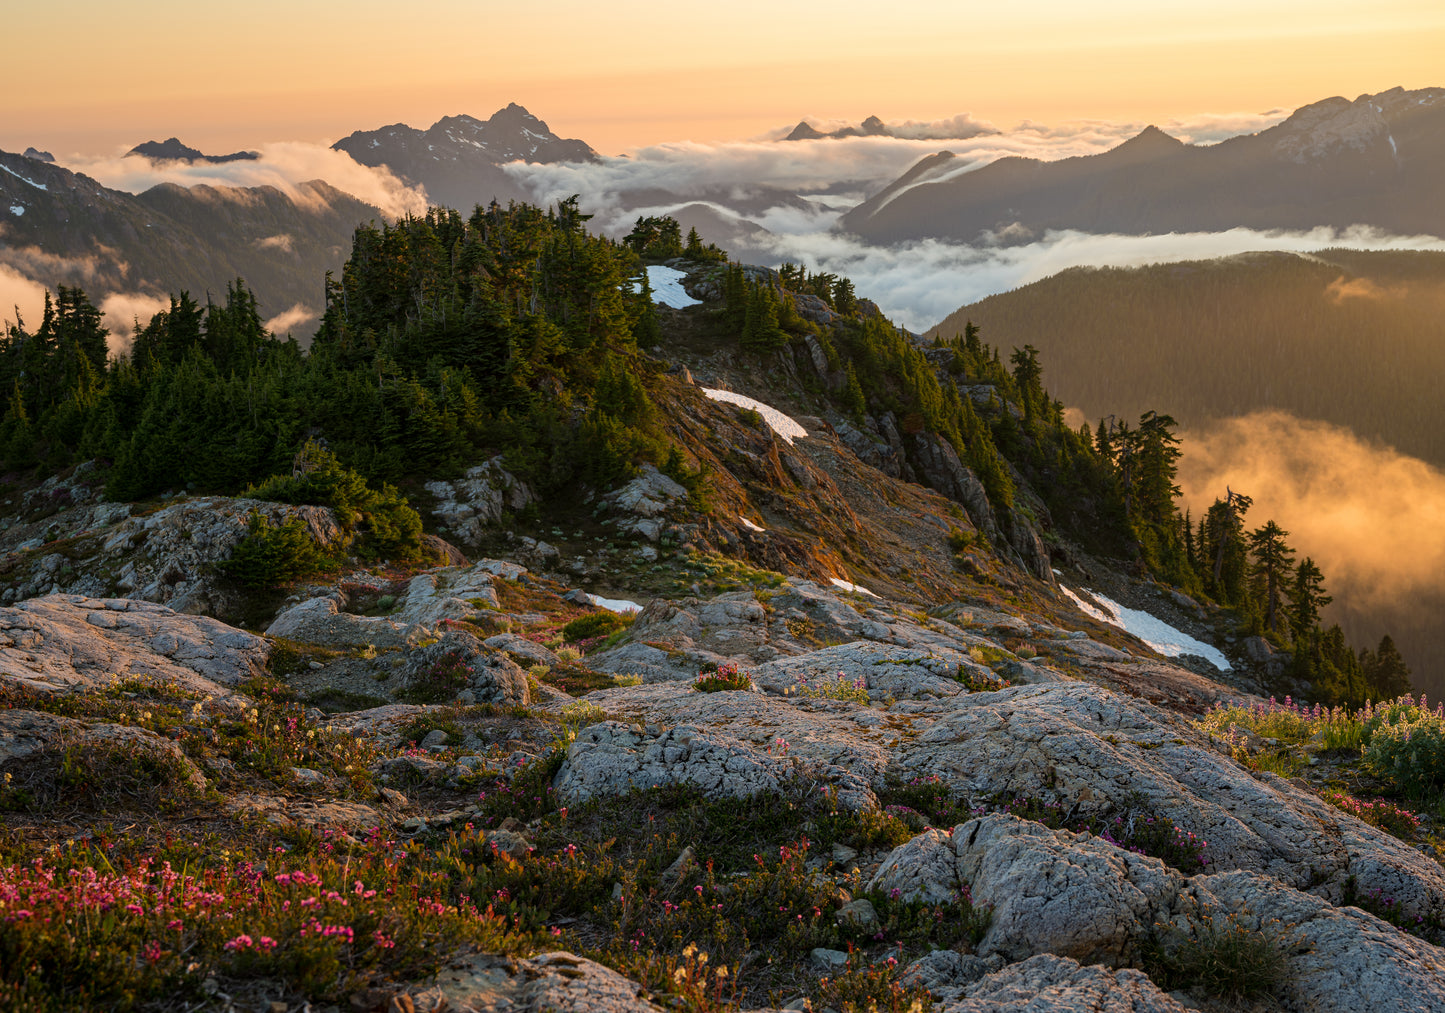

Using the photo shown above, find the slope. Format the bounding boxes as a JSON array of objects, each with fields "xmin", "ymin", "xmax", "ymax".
[{"xmin": 0, "ymin": 150, "xmax": 379, "ymax": 334}]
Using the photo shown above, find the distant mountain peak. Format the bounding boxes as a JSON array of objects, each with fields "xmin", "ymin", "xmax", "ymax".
[
  {"xmin": 785, "ymin": 120, "xmax": 825, "ymax": 141},
  {"xmin": 22, "ymin": 147, "xmax": 54, "ymax": 163},
  {"xmin": 127, "ymin": 138, "xmax": 260, "ymax": 164},
  {"xmin": 1117, "ymin": 125, "xmax": 1186, "ymax": 152},
  {"xmin": 330, "ymin": 104, "xmax": 597, "ymax": 210}
]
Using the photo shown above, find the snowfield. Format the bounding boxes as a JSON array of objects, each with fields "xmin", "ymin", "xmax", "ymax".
[
  {"xmin": 639, "ymin": 265, "xmax": 701, "ymax": 309},
  {"xmin": 8, "ymin": 205, "xmax": 23, "ymax": 216},
  {"xmin": 701, "ymin": 388, "xmax": 808, "ymax": 445},
  {"xmin": 0, "ymin": 164, "xmax": 47, "ymax": 190},
  {"xmin": 1061, "ymin": 585, "xmax": 1232, "ymax": 671},
  {"xmin": 829, "ymin": 577, "xmax": 879, "ymax": 597},
  {"xmin": 586, "ymin": 593, "xmax": 641, "ymax": 614}
]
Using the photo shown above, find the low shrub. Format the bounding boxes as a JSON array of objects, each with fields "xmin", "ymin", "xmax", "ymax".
[
  {"xmin": 398, "ymin": 651, "xmax": 472, "ymax": 704},
  {"xmin": 562, "ymin": 610, "xmax": 631, "ymax": 643},
  {"xmin": 1141, "ymin": 910, "xmax": 1293, "ymax": 1006},
  {"xmin": 814, "ymin": 952, "xmax": 933, "ymax": 1013},
  {"xmin": 0, "ymin": 830, "xmax": 540, "ymax": 1010},
  {"xmin": 1342, "ymin": 875, "xmax": 1444, "ymax": 943},
  {"xmin": 1364, "ymin": 710, "xmax": 1445, "ymax": 798},
  {"xmin": 793, "ymin": 670, "xmax": 869, "ymax": 704},
  {"xmin": 218, "ymin": 511, "xmax": 331, "ymax": 587},
  {"xmin": 989, "ymin": 795, "xmax": 1210, "ymax": 874}
]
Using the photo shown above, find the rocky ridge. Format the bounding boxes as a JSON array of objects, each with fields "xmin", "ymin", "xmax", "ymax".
[{"xmin": 1, "ymin": 535, "xmax": 1441, "ymax": 1010}]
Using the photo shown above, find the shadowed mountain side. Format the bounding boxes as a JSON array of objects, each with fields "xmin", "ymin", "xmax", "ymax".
[
  {"xmin": 843, "ymin": 87, "xmax": 1445, "ymax": 243},
  {"xmin": 0, "ymin": 150, "xmax": 378, "ymax": 335},
  {"xmin": 926, "ymin": 249, "xmax": 1445, "ymax": 467}
]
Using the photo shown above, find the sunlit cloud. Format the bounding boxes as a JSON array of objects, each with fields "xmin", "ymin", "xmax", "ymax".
[
  {"xmin": 760, "ymin": 225, "xmax": 1445, "ymax": 332},
  {"xmin": 98, "ymin": 291, "xmax": 171, "ymax": 359},
  {"xmin": 263, "ymin": 303, "xmax": 318, "ymax": 336},
  {"xmin": 0, "ymin": 264, "xmax": 48, "ymax": 331},
  {"xmin": 1178, "ymin": 410, "xmax": 1445, "ymax": 695}
]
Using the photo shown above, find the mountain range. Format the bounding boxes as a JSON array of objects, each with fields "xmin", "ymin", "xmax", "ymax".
[
  {"xmin": 843, "ymin": 86, "xmax": 1445, "ymax": 243},
  {"xmin": 126, "ymin": 138, "xmax": 261, "ymax": 164}
]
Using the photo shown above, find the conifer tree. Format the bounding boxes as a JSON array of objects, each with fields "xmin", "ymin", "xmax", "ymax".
[
  {"xmin": 1248, "ymin": 520, "xmax": 1295, "ymax": 635},
  {"xmin": 1288, "ymin": 557, "xmax": 1331, "ymax": 640}
]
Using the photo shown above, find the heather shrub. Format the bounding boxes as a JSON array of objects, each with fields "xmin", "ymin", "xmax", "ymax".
[
  {"xmin": 693, "ymin": 662, "xmax": 752, "ymax": 693},
  {"xmin": 1323, "ymin": 790, "xmax": 1421, "ymax": 840}
]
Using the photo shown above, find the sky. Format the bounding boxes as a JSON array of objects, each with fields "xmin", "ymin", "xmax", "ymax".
[{"xmin": 5, "ymin": 1, "xmax": 1445, "ymax": 157}]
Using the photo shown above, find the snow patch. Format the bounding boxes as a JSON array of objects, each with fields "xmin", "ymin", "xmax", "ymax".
[
  {"xmin": 586, "ymin": 593, "xmax": 641, "ymax": 615},
  {"xmin": 1060, "ymin": 586, "xmax": 1231, "ymax": 671},
  {"xmin": 830, "ymin": 578, "xmax": 879, "ymax": 598},
  {"xmin": 701, "ymin": 388, "xmax": 807, "ymax": 445},
  {"xmin": 636, "ymin": 265, "xmax": 701, "ymax": 308},
  {"xmin": 0, "ymin": 164, "xmax": 47, "ymax": 190},
  {"xmin": 8, "ymin": 205, "xmax": 23, "ymax": 216},
  {"xmin": 739, "ymin": 516, "xmax": 765, "ymax": 533}
]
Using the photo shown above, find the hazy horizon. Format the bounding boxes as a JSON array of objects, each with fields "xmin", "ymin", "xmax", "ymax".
[{"xmin": 6, "ymin": 0, "xmax": 1445, "ymax": 157}]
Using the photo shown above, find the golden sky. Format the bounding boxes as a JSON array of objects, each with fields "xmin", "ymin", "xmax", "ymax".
[{"xmin": 5, "ymin": 0, "xmax": 1445, "ymax": 155}]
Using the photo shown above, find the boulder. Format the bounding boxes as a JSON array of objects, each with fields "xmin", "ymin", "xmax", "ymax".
[
  {"xmin": 0, "ymin": 709, "xmax": 207, "ymax": 792},
  {"xmin": 428, "ymin": 950, "xmax": 664, "ymax": 1013},
  {"xmin": 751, "ymin": 640, "xmax": 981, "ymax": 701},
  {"xmin": 552, "ymin": 719, "xmax": 876, "ymax": 809},
  {"xmin": 392, "ymin": 562, "xmax": 505, "ymax": 627},
  {"xmin": 605, "ymin": 465, "xmax": 687, "ymax": 518},
  {"xmin": 266, "ymin": 596, "xmax": 417, "ymax": 649},
  {"xmin": 403, "ymin": 631, "xmax": 529, "ymax": 706},
  {"xmin": 946, "ymin": 955, "xmax": 1190, "ymax": 1013},
  {"xmin": 872, "ymin": 814, "xmax": 1445, "ymax": 1013}
]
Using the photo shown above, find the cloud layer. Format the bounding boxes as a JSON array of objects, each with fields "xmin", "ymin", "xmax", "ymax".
[{"xmin": 61, "ymin": 142, "xmax": 427, "ymax": 219}]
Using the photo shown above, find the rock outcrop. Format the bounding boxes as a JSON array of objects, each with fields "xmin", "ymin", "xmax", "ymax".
[
  {"xmin": 871, "ymin": 814, "xmax": 1445, "ymax": 1013},
  {"xmin": 0, "ymin": 594, "xmax": 269, "ymax": 694}
]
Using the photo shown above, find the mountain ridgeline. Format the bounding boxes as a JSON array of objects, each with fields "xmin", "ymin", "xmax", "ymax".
[
  {"xmin": 844, "ymin": 86, "xmax": 1445, "ymax": 244},
  {"xmin": 0, "ymin": 200, "xmax": 1407, "ymax": 705},
  {"xmin": 926, "ymin": 249, "xmax": 1445, "ymax": 467}
]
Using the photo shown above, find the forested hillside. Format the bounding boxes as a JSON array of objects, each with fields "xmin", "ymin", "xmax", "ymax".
[
  {"xmin": 0, "ymin": 199, "xmax": 1405, "ymax": 705},
  {"xmin": 927, "ymin": 249, "xmax": 1445, "ymax": 466}
]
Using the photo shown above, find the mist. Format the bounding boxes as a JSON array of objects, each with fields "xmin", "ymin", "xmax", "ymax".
[
  {"xmin": 60, "ymin": 142, "xmax": 428, "ymax": 219},
  {"xmin": 1178, "ymin": 411, "xmax": 1445, "ymax": 697}
]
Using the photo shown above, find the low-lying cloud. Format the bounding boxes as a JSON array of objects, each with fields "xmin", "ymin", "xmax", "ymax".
[
  {"xmin": 263, "ymin": 303, "xmax": 318, "ymax": 336},
  {"xmin": 60, "ymin": 142, "xmax": 427, "ymax": 219},
  {"xmin": 1324, "ymin": 275, "xmax": 1410, "ymax": 303},
  {"xmin": 0, "ymin": 263, "xmax": 48, "ymax": 331},
  {"xmin": 1178, "ymin": 411, "xmax": 1445, "ymax": 694},
  {"xmin": 98, "ymin": 291, "xmax": 171, "ymax": 358},
  {"xmin": 751, "ymin": 225, "xmax": 1445, "ymax": 332},
  {"xmin": 1178, "ymin": 411, "xmax": 1445, "ymax": 609}
]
